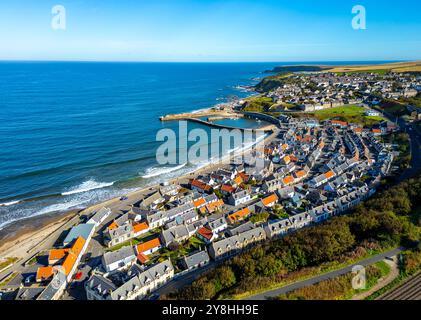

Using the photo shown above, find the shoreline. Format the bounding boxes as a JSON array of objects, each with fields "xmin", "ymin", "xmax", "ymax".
[{"xmin": 0, "ymin": 121, "xmax": 278, "ymax": 259}]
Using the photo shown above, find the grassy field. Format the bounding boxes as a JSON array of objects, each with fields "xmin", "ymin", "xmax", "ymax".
[
  {"xmin": 335, "ymin": 69, "xmax": 390, "ymax": 76},
  {"xmin": 326, "ymin": 61, "xmax": 421, "ymax": 74},
  {"xmin": 242, "ymin": 96, "xmax": 274, "ymax": 112},
  {"xmin": 292, "ymin": 105, "xmax": 385, "ymax": 126}
]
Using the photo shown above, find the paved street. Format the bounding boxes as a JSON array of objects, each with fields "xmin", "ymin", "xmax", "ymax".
[{"xmin": 247, "ymin": 248, "xmax": 404, "ymax": 300}]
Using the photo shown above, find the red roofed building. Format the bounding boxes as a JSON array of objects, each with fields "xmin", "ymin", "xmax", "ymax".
[
  {"xmin": 227, "ymin": 208, "xmax": 251, "ymax": 224},
  {"xmin": 221, "ymin": 184, "xmax": 236, "ymax": 195},
  {"xmin": 200, "ymin": 199, "xmax": 224, "ymax": 214},
  {"xmin": 324, "ymin": 170, "xmax": 336, "ymax": 179},
  {"xmin": 331, "ymin": 120, "xmax": 348, "ymax": 127},
  {"xmin": 133, "ymin": 222, "xmax": 150, "ymax": 237},
  {"xmin": 197, "ymin": 227, "xmax": 216, "ymax": 244},
  {"xmin": 190, "ymin": 179, "xmax": 212, "ymax": 194},
  {"xmin": 137, "ymin": 253, "xmax": 150, "ymax": 264},
  {"xmin": 294, "ymin": 170, "xmax": 307, "ymax": 181},
  {"xmin": 136, "ymin": 238, "xmax": 162, "ymax": 256},
  {"xmin": 261, "ymin": 194, "xmax": 278, "ymax": 207},
  {"xmin": 238, "ymin": 172, "xmax": 250, "ymax": 183},
  {"xmin": 283, "ymin": 175, "xmax": 295, "ymax": 186}
]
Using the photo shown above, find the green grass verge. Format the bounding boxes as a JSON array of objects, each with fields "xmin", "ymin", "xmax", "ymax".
[
  {"xmin": 227, "ymin": 247, "xmax": 394, "ymax": 300},
  {"xmin": 0, "ymin": 257, "xmax": 18, "ymax": 271}
]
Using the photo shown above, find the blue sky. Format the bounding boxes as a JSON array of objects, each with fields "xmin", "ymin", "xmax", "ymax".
[{"xmin": 0, "ymin": 0, "xmax": 420, "ymax": 62}]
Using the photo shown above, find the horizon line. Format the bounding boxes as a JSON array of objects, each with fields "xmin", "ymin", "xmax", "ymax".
[{"xmin": 0, "ymin": 58, "xmax": 417, "ymax": 64}]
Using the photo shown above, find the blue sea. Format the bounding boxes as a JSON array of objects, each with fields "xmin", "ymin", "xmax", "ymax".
[{"xmin": 0, "ymin": 61, "xmax": 395, "ymax": 229}]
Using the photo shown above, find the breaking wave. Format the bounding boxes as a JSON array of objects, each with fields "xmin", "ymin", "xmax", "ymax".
[
  {"xmin": 61, "ymin": 180, "xmax": 115, "ymax": 196},
  {"xmin": 141, "ymin": 163, "xmax": 188, "ymax": 179},
  {"xmin": 0, "ymin": 200, "xmax": 20, "ymax": 207}
]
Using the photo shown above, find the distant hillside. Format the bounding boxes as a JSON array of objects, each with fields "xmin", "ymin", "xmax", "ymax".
[{"xmin": 264, "ymin": 65, "xmax": 331, "ymax": 73}]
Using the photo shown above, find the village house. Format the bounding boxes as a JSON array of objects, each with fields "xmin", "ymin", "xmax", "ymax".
[
  {"xmin": 264, "ymin": 218, "xmax": 293, "ymax": 239},
  {"xmin": 207, "ymin": 214, "xmax": 228, "ymax": 233},
  {"xmin": 87, "ymin": 207, "xmax": 112, "ymax": 227},
  {"xmin": 102, "ymin": 246, "xmax": 137, "ymax": 273},
  {"xmin": 289, "ymin": 212, "xmax": 313, "ymax": 230},
  {"xmin": 197, "ymin": 227, "xmax": 217, "ymax": 244},
  {"xmin": 161, "ymin": 224, "xmax": 196, "ymax": 246},
  {"xmin": 227, "ymin": 207, "xmax": 252, "ymax": 224},
  {"xmin": 261, "ymin": 193, "xmax": 279, "ymax": 208},
  {"xmin": 85, "ymin": 259, "xmax": 174, "ymax": 300},
  {"xmin": 103, "ymin": 224, "xmax": 134, "ymax": 248},
  {"xmin": 180, "ymin": 250, "xmax": 210, "ymax": 271},
  {"xmin": 190, "ymin": 179, "xmax": 213, "ymax": 194},
  {"xmin": 208, "ymin": 227, "xmax": 266, "ymax": 260},
  {"xmin": 135, "ymin": 238, "xmax": 162, "ymax": 256},
  {"xmin": 227, "ymin": 189, "xmax": 251, "ymax": 206}
]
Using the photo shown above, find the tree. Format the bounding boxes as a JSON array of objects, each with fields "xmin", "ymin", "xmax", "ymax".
[{"xmin": 217, "ymin": 266, "xmax": 236, "ymax": 289}]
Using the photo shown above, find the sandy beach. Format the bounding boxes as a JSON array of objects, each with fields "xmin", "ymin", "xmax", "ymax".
[{"xmin": 0, "ymin": 123, "xmax": 278, "ymax": 264}]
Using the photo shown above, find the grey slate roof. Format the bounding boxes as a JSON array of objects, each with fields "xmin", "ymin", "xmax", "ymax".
[
  {"xmin": 15, "ymin": 287, "xmax": 44, "ymax": 300},
  {"xmin": 181, "ymin": 250, "xmax": 210, "ymax": 269},
  {"xmin": 37, "ymin": 271, "xmax": 67, "ymax": 300},
  {"xmin": 62, "ymin": 223, "xmax": 95, "ymax": 245},
  {"xmin": 102, "ymin": 246, "xmax": 136, "ymax": 266},
  {"xmin": 161, "ymin": 224, "xmax": 196, "ymax": 244},
  {"xmin": 110, "ymin": 260, "xmax": 173, "ymax": 300},
  {"xmin": 107, "ymin": 224, "xmax": 133, "ymax": 240},
  {"xmin": 227, "ymin": 221, "xmax": 255, "ymax": 237},
  {"xmin": 88, "ymin": 207, "xmax": 111, "ymax": 225},
  {"xmin": 85, "ymin": 274, "xmax": 117, "ymax": 299}
]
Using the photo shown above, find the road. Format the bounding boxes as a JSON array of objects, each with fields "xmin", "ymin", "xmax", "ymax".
[
  {"xmin": 246, "ymin": 248, "xmax": 403, "ymax": 300},
  {"xmin": 374, "ymin": 106, "xmax": 421, "ymax": 181}
]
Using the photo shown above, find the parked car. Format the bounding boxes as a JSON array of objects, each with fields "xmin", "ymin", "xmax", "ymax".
[{"xmin": 24, "ymin": 275, "xmax": 35, "ymax": 286}]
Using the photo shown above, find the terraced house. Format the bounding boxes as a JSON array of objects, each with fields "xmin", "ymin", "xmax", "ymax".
[
  {"xmin": 208, "ymin": 226, "xmax": 266, "ymax": 260},
  {"xmin": 85, "ymin": 259, "xmax": 174, "ymax": 300}
]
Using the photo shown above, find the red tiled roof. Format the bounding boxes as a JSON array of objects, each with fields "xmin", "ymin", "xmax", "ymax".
[
  {"xmin": 36, "ymin": 266, "xmax": 54, "ymax": 282},
  {"xmin": 197, "ymin": 227, "xmax": 213, "ymax": 241},
  {"xmin": 283, "ymin": 176, "xmax": 294, "ymax": 185},
  {"xmin": 290, "ymin": 155, "xmax": 298, "ymax": 162},
  {"xmin": 136, "ymin": 238, "xmax": 161, "ymax": 255},
  {"xmin": 133, "ymin": 222, "xmax": 149, "ymax": 234},
  {"xmin": 193, "ymin": 197, "xmax": 206, "ymax": 208},
  {"xmin": 191, "ymin": 179, "xmax": 212, "ymax": 191},
  {"xmin": 324, "ymin": 171, "xmax": 335, "ymax": 179},
  {"xmin": 108, "ymin": 221, "xmax": 119, "ymax": 231},
  {"xmin": 204, "ymin": 199, "xmax": 224, "ymax": 213},
  {"xmin": 48, "ymin": 249, "xmax": 69, "ymax": 262},
  {"xmin": 238, "ymin": 172, "xmax": 250, "ymax": 182},
  {"xmin": 221, "ymin": 185, "xmax": 236, "ymax": 193},
  {"xmin": 228, "ymin": 208, "xmax": 251, "ymax": 224},
  {"xmin": 62, "ymin": 252, "xmax": 77, "ymax": 276},
  {"xmin": 332, "ymin": 120, "xmax": 348, "ymax": 127},
  {"xmin": 262, "ymin": 194, "xmax": 278, "ymax": 206},
  {"xmin": 70, "ymin": 236, "xmax": 86, "ymax": 257},
  {"xmin": 137, "ymin": 253, "xmax": 149, "ymax": 264},
  {"xmin": 294, "ymin": 170, "xmax": 306, "ymax": 179},
  {"xmin": 233, "ymin": 176, "xmax": 243, "ymax": 185}
]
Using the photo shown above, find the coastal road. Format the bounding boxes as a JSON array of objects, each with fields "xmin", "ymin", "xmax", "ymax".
[{"xmin": 246, "ymin": 248, "xmax": 403, "ymax": 300}]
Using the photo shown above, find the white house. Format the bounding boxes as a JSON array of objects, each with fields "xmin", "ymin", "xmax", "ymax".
[{"xmin": 102, "ymin": 246, "xmax": 137, "ymax": 273}]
